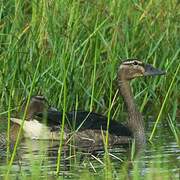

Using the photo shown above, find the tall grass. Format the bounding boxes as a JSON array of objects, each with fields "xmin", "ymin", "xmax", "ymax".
[{"xmin": 0, "ymin": 0, "xmax": 179, "ymax": 179}]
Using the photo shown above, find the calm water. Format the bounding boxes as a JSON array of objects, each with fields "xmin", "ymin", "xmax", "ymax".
[{"xmin": 0, "ymin": 121, "xmax": 179, "ymax": 179}]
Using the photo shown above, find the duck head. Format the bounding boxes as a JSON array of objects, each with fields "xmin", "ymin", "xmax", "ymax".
[
  {"xmin": 21, "ymin": 96, "xmax": 49, "ymax": 120},
  {"xmin": 118, "ymin": 59, "xmax": 166, "ymax": 80}
]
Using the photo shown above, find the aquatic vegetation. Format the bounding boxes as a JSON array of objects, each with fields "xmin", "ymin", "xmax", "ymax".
[{"xmin": 0, "ymin": 0, "xmax": 179, "ymax": 179}]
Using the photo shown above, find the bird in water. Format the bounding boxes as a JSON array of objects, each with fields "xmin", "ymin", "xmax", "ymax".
[
  {"xmin": 0, "ymin": 59, "xmax": 166, "ymax": 153},
  {"xmin": 36, "ymin": 59, "xmax": 166, "ymax": 151},
  {"xmin": 0, "ymin": 96, "xmax": 60, "ymax": 150}
]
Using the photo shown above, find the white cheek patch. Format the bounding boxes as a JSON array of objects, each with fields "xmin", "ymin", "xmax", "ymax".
[
  {"xmin": 119, "ymin": 64, "xmax": 126, "ymax": 70},
  {"xmin": 133, "ymin": 73, "xmax": 143, "ymax": 77},
  {"xmin": 10, "ymin": 118, "xmax": 65, "ymax": 140}
]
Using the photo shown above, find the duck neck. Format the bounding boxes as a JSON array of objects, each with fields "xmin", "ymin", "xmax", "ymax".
[
  {"xmin": 9, "ymin": 123, "xmax": 21, "ymax": 142},
  {"xmin": 118, "ymin": 78, "xmax": 146, "ymax": 148}
]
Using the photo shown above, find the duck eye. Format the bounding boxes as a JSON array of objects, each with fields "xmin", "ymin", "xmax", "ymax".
[{"xmin": 133, "ymin": 61, "xmax": 138, "ymax": 65}]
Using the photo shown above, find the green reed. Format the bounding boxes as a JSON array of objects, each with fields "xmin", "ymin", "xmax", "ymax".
[{"xmin": 0, "ymin": 0, "xmax": 179, "ymax": 179}]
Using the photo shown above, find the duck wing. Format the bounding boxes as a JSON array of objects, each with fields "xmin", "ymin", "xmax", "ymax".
[
  {"xmin": 67, "ymin": 111, "xmax": 132, "ymax": 137},
  {"xmin": 36, "ymin": 110, "xmax": 132, "ymax": 137}
]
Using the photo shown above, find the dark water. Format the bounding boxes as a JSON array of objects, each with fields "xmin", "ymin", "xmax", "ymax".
[{"xmin": 0, "ymin": 122, "xmax": 179, "ymax": 179}]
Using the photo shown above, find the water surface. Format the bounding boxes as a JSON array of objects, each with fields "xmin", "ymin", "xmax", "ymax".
[{"xmin": 0, "ymin": 121, "xmax": 179, "ymax": 179}]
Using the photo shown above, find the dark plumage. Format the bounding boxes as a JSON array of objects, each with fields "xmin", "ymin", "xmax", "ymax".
[{"xmin": 36, "ymin": 110, "xmax": 132, "ymax": 137}]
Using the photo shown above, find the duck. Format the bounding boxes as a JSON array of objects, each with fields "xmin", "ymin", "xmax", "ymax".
[
  {"xmin": 11, "ymin": 96, "xmax": 64, "ymax": 140},
  {"xmin": 35, "ymin": 59, "xmax": 166, "ymax": 151},
  {"xmin": 0, "ymin": 96, "xmax": 61, "ymax": 150},
  {"xmin": 1, "ymin": 59, "xmax": 165, "ymax": 152}
]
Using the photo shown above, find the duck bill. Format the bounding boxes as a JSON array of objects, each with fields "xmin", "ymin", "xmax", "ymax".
[{"xmin": 144, "ymin": 64, "xmax": 166, "ymax": 76}]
